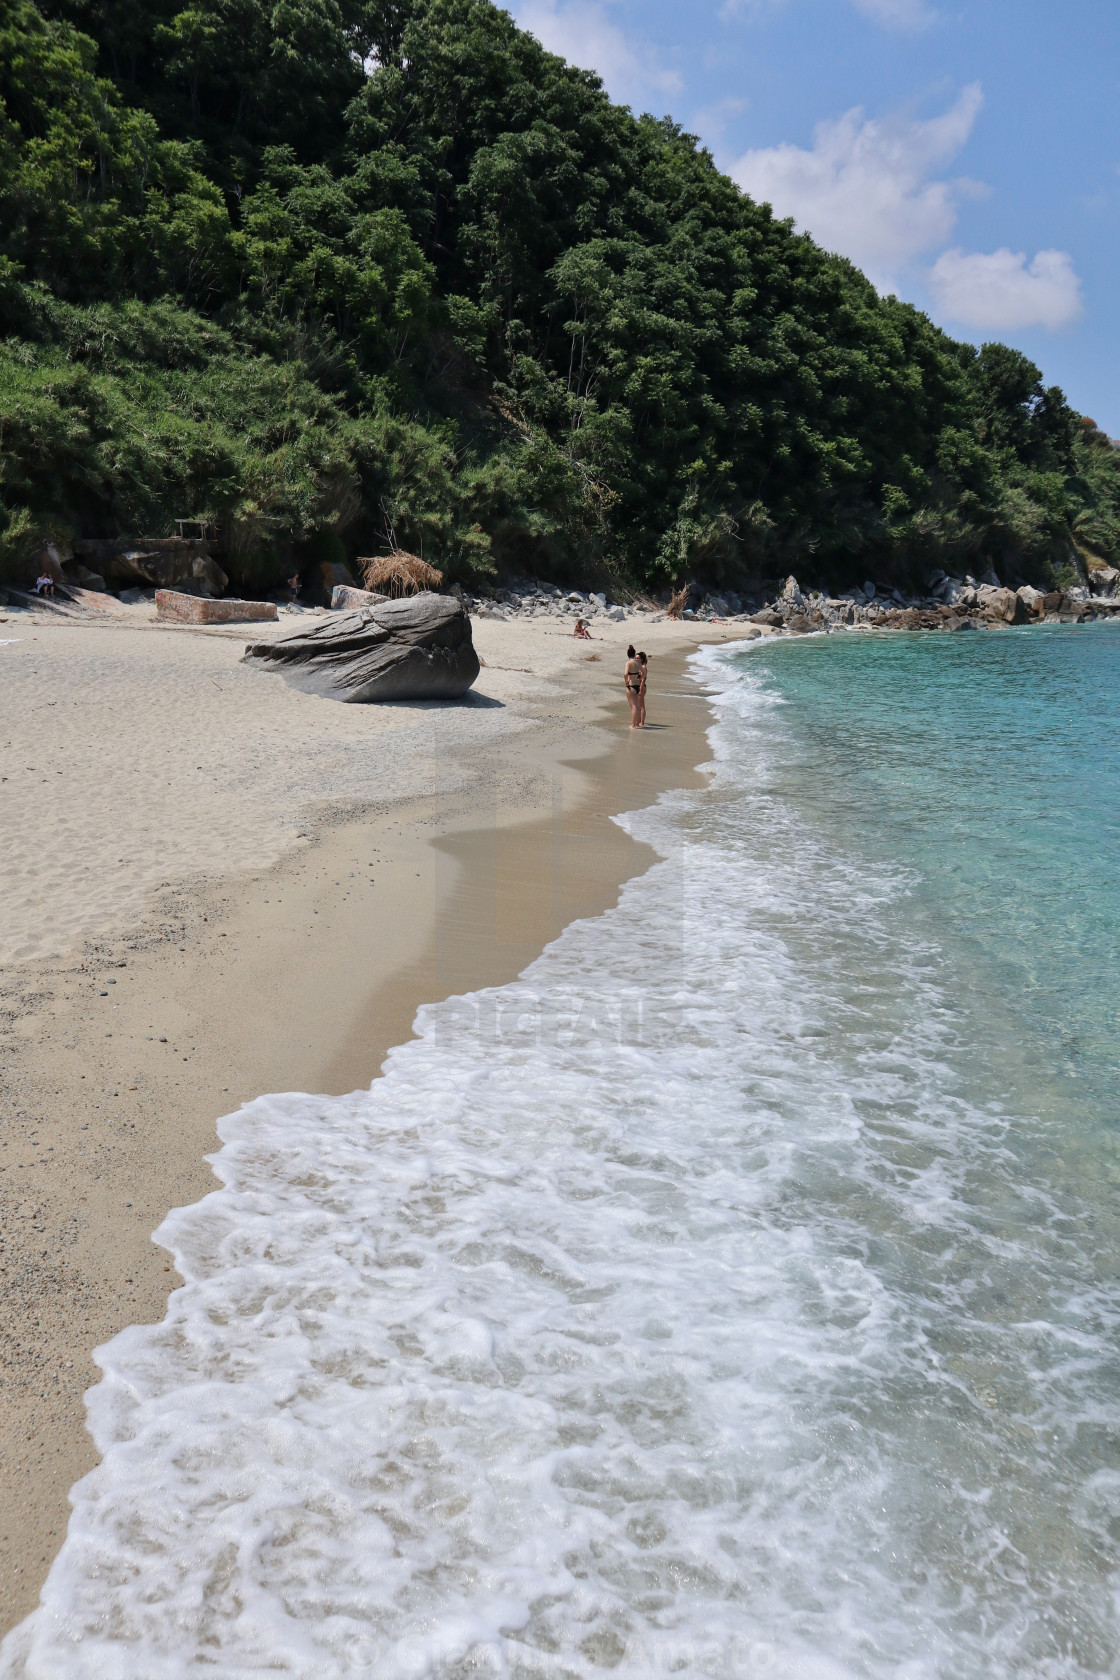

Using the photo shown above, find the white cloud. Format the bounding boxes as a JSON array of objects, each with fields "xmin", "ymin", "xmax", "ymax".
[
  {"xmin": 929, "ymin": 247, "xmax": 1084, "ymax": 331},
  {"xmin": 729, "ymin": 85, "xmax": 982, "ymax": 286},
  {"xmin": 850, "ymin": 0, "xmax": 935, "ymax": 28},
  {"xmin": 720, "ymin": 0, "xmax": 934, "ymax": 27},
  {"xmin": 717, "ymin": 0, "xmax": 781, "ymax": 18},
  {"xmin": 690, "ymin": 95, "xmax": 749, "ymax": 145},
  {"xmin": 511, "ymin": 0, "xmax": 681, "ymax": 108}
]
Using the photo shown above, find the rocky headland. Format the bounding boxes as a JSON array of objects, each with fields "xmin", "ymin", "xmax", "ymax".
[
  {"xmin": 457, "ymin": 563, "xmax": 1120, "ymax": 637},
  {"xmin": 736, "ymin": 568, "xmax": 1120, "ymax": 635}
]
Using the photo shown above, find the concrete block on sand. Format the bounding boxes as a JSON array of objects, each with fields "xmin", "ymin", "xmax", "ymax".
[{"xmin": 156, "ymin": 591, "xmax": 278, "ymax": 625}]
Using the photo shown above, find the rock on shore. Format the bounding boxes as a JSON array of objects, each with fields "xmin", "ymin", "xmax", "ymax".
[
  {"xmin": 73, "ymin": 536, "xmax": 228, "ymax": 595},
  {"xmin": 242, "ymin": 592, "xmax": 480, "ymax": 702},
  {"xmin": 737, "ymin": 572, "xmax": 1116, "ymax": 635}
]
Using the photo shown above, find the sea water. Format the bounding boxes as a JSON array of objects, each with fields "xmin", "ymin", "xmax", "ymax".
[{"xmin": 4, "ymin": 623, "xmax": 1120, "ymax": 1679}]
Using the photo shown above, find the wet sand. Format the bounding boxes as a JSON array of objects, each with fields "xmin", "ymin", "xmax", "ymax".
[{"xmin": 0, "ymin": 611, "xmax": 739, "ymax": 1634}]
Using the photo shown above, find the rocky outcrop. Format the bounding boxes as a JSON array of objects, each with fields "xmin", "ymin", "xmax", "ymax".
[
  {"xmin": 64, "ymin": 563, "xmax": 108, "ymax": 592},
  {"xmin": 823, "ymin": 599, "xmax": 855, "ymax": 624},
  {"xmin": 157, "ymin": 591, "xmax": 278, "ymax": 625},
  {"xmin": 775, "ymin": 575, "xmax": 806, "ymax": 617},
  {"xmin": 975, "ymin": 585, "xmax": 1031, "ymax": 625},
  {"xmin": 75, "ymin": 537, "xmax": 229, "ymax": 595},
  {"xmin": 738, "ymin": 579, "xmax": 1111, "ymax": 635},
  {"xmin": 317, "ymin": 560, "xmax": 357, "ymax": 600},
  {"xmin": 242, "ymin": 591, "xmax": 480, "ymax": 702},
  {"xmin": 2, "ymin": 584, "xmax": 134, "ymax": 618},
  {"xmin": 1058, "ymin": 593, "xmax": 1096, "ymax": 623}
]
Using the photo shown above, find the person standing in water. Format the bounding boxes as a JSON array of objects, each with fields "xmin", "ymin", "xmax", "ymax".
[
  {"xmin": 624, "ymin": 645, "xmax": 643, "ymax": 728},
  {"xmin": 637, "ymin": 651, "xmax": 648, "ymax": 727}
]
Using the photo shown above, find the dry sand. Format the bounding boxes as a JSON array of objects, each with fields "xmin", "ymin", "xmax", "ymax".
[{"xmin": 0, "ymin": 602, "xmax": 746, "ymax": 1635}]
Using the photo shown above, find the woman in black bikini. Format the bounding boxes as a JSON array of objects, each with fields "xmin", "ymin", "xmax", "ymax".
[
  {"xmin": 637, "ymin": 651, "xmax": 648, "ymax": 727},
  {"xmin": 624, "ymin": 645, "xmax": 643, "ymax": 728}
]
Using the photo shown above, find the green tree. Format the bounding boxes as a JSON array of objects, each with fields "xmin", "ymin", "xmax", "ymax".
[{"xmin": 2, "ymin": 0, "xmax": 1116, "ymax": 593}]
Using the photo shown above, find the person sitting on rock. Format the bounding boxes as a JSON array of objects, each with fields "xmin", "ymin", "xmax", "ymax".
[
  {"xmin": 573, "ymin": 617, "xmax": 591, "ymax": 639},
  {"xmin": 34, "ymin": 573, "xmax": 55, "ymax": 597}
]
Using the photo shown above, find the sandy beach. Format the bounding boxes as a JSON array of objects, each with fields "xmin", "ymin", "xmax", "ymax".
[{"xmin": 0, "ymin": 602, "xmax": 743, "ymax": 1637}]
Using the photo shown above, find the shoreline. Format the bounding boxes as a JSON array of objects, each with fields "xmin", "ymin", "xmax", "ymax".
[{"xmin": 0, "ymin": 615, "xmax": 737, "ymax": 1637}]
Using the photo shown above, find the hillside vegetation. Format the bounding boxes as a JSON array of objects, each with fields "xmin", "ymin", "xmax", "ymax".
[{"xmin": 2, "ymin": 0, "xmax": 1119, "ymax": 595}]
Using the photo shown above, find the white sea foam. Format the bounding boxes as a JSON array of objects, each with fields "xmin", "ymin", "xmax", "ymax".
[{"xmin": 5, "ymin": 646, "xmax": 1119, "ymax": 1678}]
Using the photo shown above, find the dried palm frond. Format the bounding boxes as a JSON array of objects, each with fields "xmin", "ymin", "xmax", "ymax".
[
  {"xmin": 360, "ymin": 552, "xmax": 444, "ymax": 597},
  {"xmin": 666, "ymin": 586, "xmax": 688, "ymax": 620}
]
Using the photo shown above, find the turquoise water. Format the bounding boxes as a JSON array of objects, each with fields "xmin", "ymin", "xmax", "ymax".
[
  {"xmin": 6, "ymin": 621, "xmax": 1120, "ymax": 1680},
  {"xmin": 708, "ymin": 621, "xmax": 1120, "ymax": 1671},
  {"xmin": 742, "ymin": 620, "xmax": 1120, "ymax": 1155}
]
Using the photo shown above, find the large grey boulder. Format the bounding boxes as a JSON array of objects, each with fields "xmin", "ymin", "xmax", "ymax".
[
  {"xmin": 1016, "ymin": 584, "xmax": 1050, "ymax": 618},
  {"xmin": 976, "ymin": 585, "xmax": 1030, "ymax": 625},
  {"xmin": 242, "ymin": 591, "xmax": 480, "ymax": 702}
]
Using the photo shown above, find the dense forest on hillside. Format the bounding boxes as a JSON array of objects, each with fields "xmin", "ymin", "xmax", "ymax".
[{"xmin": 2, "ymin": 0, "xmax": 1119, "ymax": 596}]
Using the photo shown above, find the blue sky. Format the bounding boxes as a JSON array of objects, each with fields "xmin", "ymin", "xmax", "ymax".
[{"xmin": 507, "ymin": 0, "xmax": 1120, "ymax": 433}]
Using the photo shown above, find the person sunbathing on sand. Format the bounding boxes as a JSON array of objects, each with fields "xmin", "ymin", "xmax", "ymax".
[
  {"xmin": 624, "ymin": 645, "xmax": 643, "ymax": 728},
  {"xmin": 573, "ymin": 617, "xmax": 591, "ymax": 638}
]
